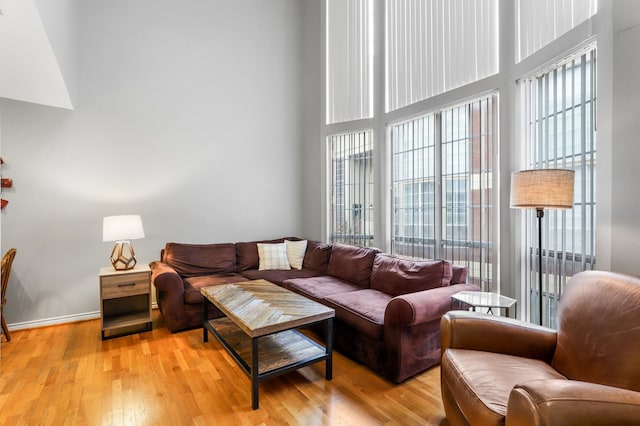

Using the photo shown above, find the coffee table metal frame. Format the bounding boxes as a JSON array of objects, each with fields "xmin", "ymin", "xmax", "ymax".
[{"xmin": 202, "ymin": 280, "xmax": 334, "ymax": 410}]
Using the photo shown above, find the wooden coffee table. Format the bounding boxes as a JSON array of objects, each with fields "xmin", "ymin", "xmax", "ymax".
[{"xmin": 201, "ymin": 279, "xmax": 335, "ymax": 410}]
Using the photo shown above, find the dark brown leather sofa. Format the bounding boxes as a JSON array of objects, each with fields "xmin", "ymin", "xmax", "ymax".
[
  {"xmin": 150, "ymin": 237, "xmax": 479, "ymax": 382},
  {"xmin": 440, "ymin": 270, "xmax": 640, "ymax": 425}
]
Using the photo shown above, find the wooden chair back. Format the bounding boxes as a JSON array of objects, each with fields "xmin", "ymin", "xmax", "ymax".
[
  {"xmin": 1, "ymin": 248, "xmax": 17, "ymax": 341},
  {"xmin": 1, "ymin": 248, "xmax": 17, "ymax": 305}
]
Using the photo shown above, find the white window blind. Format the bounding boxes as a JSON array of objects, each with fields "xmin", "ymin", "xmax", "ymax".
[
  {"xmin": 516, "ymin": 0, "xmax": 597, "ymax": 63},
  {"xmin": 518, "ymin": 46, "xmax": 596, "ymax": 327},
  {"xmin": 328, "ymin": 131, "xmax": 375, "ymax": 247},
  {"xmin": 326, "ymin": 0, "xmax": 373, "ymax": 124},
  {"xmin": 391, "ymin": 94, "xmax": 497, "ymax": 290},
  {"xmin": 385, "ymin": 0, "xmax": 499, "ymax": 112}
]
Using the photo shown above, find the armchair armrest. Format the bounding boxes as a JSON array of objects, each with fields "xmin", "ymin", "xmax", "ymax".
[
  {"xmin": 385, "ymin": 284, "xmax": 480, "ymax": 327},
  {"xmin": 441, "ymin": 310, "xmax": 557, "ymax": 362},
  {"xmin": 507, "ymin": 379, "xmax": 640, "ymax": 426}
]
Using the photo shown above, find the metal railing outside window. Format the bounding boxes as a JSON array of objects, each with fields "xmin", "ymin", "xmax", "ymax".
[
  {"xmin": 518, "ymin": 45, "xmax": 597, "ymax": 327},
  {"xmin": 328, "ymin": 131, "xmax": 375, "ymax": 247},
  {"xmin": 390, "ymin": 95, "xmax": 497, "ymax": 290}
]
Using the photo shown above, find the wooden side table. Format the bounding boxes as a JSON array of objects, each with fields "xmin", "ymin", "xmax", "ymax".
[
  {"xmin": 99, "ymin": 264, "xmax": 152, "ymax": 340},
  {"xmin": 451, "ymin": 291, "xmax": 517, "ymax": 318}
]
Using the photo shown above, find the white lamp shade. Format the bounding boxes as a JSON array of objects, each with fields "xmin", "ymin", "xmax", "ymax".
[
  {"xmin": 510, "ymin": 169, "xmax": 575, "ymax": 210},
  {"xmin": 102, "ymin": 215, "xmax": 145, "ymax": 241}
]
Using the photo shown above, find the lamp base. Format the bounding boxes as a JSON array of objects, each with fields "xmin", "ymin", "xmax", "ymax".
[{"xmin": 110, "ymin": 240, "xmax": 137, "ymax": 271}]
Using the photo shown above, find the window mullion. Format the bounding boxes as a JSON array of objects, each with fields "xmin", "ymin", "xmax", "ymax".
[{"xmin": 435, "ymin": 111, "xmax": 443, "ymax": 260}]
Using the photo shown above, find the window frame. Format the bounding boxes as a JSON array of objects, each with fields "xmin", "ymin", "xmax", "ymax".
[
  {"xmin": 517, "ymin": 45, "xmax": 597, "ymax": 326},
  {"xmin": 389, "ymin": 94, "xmax": 499, "ymax": 291}
]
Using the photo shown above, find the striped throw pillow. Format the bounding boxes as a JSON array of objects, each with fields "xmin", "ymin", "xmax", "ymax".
[{"xmin": 257, "ymin": 243, "xmax": 291, "ymax": 271}]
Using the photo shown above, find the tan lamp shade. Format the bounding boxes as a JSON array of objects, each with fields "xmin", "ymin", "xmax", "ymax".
[{"xmin": 510, "ymin": 169, "xmax": 575, "ymax": 210}]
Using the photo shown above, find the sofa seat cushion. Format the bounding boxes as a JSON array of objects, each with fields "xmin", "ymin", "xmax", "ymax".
[
  {"xmin": 326, "ymin": 243, "xmax": 380, "ymax": 288},
  {"xmin": 183, "ymin": 273, "xmax": 247, "ymax": 304},
  {"xmin": 239, "ymin": 268, "xmax": 320, "ymax": 286},
  {"xmin": 370, "ymin": 255, "xmax": 452, "ymax": 297},
  {"xmin": 324, "ymin": 289, "xmax": 392, "ymax": 340},
  {"xmin": 283, "ymin": 276, "xmax": 361, "ymax": 303},
  {"xmin": 442, "ymin": 348, "xmax": 566, "ymax": 424},
  {"xmin": 164, "ymin": 243, "xmax": 237, "ymax": 277}
]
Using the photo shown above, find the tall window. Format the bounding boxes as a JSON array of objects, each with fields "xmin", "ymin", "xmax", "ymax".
[
  {"xmin": 328, "ymin": 131, "xmax": 375, "ymax": 246},
  {"xmin": 518, "ymin": 46, "xmax": 596, "ymax": 326},
  {"xmin": 326, "ymin": 0, "xmax": 373, "ymax": 124},
  {"xmin": 391, "ymin": 95, "xmax": 497, "ymax": 289},
  {"xmin": 516, "ymin": 0, "xmax": 597, "ymax": 62},
  {"xmin": 385, "ymin": 0, "xmax": 499, "ymax": 112}
]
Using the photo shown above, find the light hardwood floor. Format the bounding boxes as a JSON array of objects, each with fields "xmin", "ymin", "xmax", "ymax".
[{"xmin": 0, "ymin": 310, "xmax": 448, "ymax": 425}]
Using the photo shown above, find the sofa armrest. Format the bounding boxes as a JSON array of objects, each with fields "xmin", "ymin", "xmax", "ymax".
[
  {"xmin": 385, "ymin": 283, "xmax": 480, "ymax": 327},
  {"xmin": 149, "ymin": 260, "xmax": 183, "ymax": 294},
  {"xmin": 441, "ymin": 310, "xmax": 557, "ymax": 362},
  {"xmin": 507, "ymin": 379, "xmax": 640, "ymax": 426},
  {"xmin": 149, "ymin": 260, "xmax": 190, "ymax": 332}
]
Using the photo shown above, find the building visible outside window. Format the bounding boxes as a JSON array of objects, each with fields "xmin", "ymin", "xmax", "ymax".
[
  {"xmin": 518, "ymin": 46, "xmax": 597, "ymax": 326},
  {"xmin": 328, "ymin": 131, "xmax": 374, "ymax": 247},
  {"xmin": 391, "ymin": 95, "xmax": 497, "ymax": 290}
]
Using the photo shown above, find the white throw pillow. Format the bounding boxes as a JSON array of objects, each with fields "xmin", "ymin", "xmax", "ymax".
[
  {"xmin": 285, "ymin": 239, "xmax": 307, "ymax": 270},
  {"xmin": 257, "ymin": 243, "xmax": 291, "ymax": 271}
]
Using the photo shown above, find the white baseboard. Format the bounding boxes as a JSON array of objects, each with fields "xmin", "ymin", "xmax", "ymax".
[
  {"xmin": 7, "ymin": 303, "xmax": 159, "ymax": 331},
  {"xmin": 7, "ymin": 311, "xmax": 101, "ymax": 331}
]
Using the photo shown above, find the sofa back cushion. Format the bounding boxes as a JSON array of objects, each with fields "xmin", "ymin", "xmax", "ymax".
[
  {"xmin": 370, "ymin": 255, "xmax": 452, "ymax": 297},
  {"xmin": 235, "ymin": 238, "xmax": 288, "ymax": 271},
  {"xmin": 163, "ymin": 243, "xmax": 237, "ymax": 277},
  {"xmin": 451, "ymin": 265, "xmax": 468, "ymax": 284},
  {"xmin": 326, "ymin": 243, "xmax": 380, "ymax": 288},
  {"xmin": 302, "ymin": 241, "xmax": 332, "ymax": 274}
]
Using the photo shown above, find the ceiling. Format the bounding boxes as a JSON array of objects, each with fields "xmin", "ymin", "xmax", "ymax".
[{"xmin": 0, "ymin": 0, "xmax": 73, "ymax": 109}]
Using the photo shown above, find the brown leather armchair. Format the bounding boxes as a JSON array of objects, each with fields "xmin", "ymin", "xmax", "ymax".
[{"xmin": 440, "ymin": 270, "xmax": 640, "ymax": 426}]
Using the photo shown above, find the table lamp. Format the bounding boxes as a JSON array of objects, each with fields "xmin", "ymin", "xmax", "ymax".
[
  {"xmin": 510, "ymin": 169, "xmax": 574, "ymax": 326},
  {"xmin": 102, "ymin": 215, "xmax": 145, "ymax": 270}
]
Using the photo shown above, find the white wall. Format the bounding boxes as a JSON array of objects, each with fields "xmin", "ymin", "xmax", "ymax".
[
  {"xmin": 34, "ymin": 0, "xmax": 77, "ymax": 105},
  {"xmin": 0, "ymin": 0, "xmax": 73, "ymax": 109},
  {"xmin": 300, "ymin": 0, "xmax": 323, "ymax": 240},
  {"xmin": 609, "ymin": 0, "xmax": 640, "ymax": 276},
  {"xmin": 0, "ymin": 0, "xmax": 307, "ymax": 327}
]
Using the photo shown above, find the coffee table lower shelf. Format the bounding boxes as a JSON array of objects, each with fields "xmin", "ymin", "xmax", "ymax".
[{"xmin": 203, "ymin": 316, "xmax": 332, "ymax": 409}]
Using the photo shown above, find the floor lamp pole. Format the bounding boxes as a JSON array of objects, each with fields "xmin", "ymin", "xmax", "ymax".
[{"xmin": 536, "ymin": 207, "xmax": 544, "ymax": 326}]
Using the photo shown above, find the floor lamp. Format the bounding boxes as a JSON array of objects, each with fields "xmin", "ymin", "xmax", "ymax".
[{"xmin": 510, "ymin": 169, "xmax": 574, "ymax": 326}]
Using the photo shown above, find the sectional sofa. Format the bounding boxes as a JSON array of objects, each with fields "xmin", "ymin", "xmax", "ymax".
[{"xmin": 150, "ymin": 237, "xmax": 479, "ymax": 383}]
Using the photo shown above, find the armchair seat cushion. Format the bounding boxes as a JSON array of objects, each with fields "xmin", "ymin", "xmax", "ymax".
[
  {"xmin": 442, "ymin": 348, "xmax": 566, "ymax": 424},
  {"xmin": 324, "ymin": 289, "xmax": 392, "ymax": 340}
]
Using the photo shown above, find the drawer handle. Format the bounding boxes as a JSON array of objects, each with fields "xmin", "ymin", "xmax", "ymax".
[{"xmin": 118, "ymin": 282, "xmax": 136, "ymax": 287}]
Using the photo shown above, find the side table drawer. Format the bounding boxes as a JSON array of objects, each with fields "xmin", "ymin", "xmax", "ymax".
[{"xmin": 101, "ymin": 273, "xmax": 149, "ymax": 299}]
